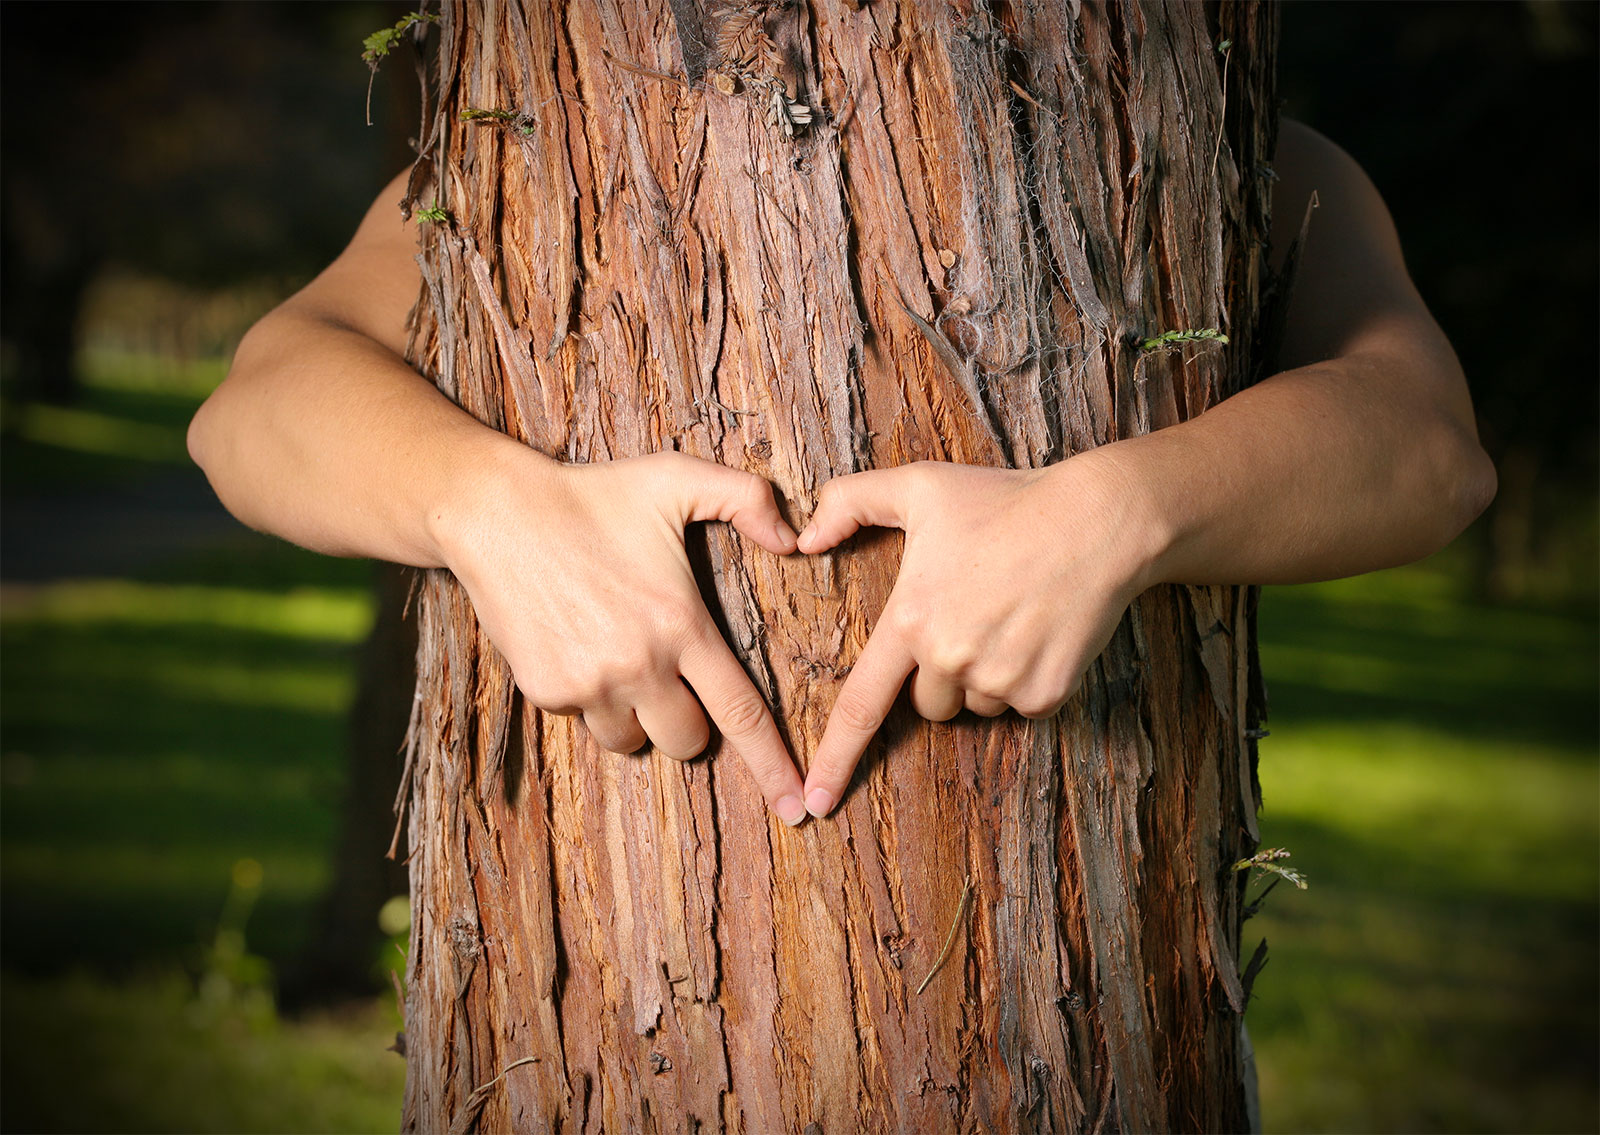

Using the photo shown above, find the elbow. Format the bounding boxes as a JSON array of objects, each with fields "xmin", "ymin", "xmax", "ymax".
[
  {"xmin": 188, "ymin": 319, "xmax": 270, "ymax": 483},
  {"xmin": 187, "ymin": 373, "xmax": 240, "ymax": 487},
  {"xmin": 187, "ymin": 376, "xmax": 256, "ymax": 531},
  {"xmin": 1457, "ymin": 435, "xmax": 1498, "ymax": 532},
  {"xmin": 186, "ymin": 393, "xmax": 218, "ymax": 475},
  {"xmin": 1430, "ymin": 423, "xmax": 1497, "ymax": 548}
]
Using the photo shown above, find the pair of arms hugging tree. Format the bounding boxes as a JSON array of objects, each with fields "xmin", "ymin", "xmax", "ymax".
[{"xmin": 189, "ymin": 119, "xmax": 1495, "ymax": 828}]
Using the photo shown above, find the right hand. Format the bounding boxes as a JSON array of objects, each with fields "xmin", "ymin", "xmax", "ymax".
[{"xmin": 434, "ymin": 444, "xmax": 810, "ymax": 827}]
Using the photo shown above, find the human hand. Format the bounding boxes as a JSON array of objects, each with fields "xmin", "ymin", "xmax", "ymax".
[
  {"xmin": 435, "ymin": 445, "xmax": 810, "ymax": 826},
  {"xmin": 794, "ymin": 456, "xmax": 1163, "ymax": 817}
]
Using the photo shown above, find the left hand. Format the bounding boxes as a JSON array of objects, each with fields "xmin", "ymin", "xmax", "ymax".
[{"xmin": 794, "ymin": 456, "xmax": 1162, "ymax": 818}]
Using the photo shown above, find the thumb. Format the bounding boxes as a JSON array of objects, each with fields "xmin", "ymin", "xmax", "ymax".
[
  {"xmin": 665, "ymin": 454, "xmax": 798, "ymax": 555},
  {"xmin": 797, "ymin": 467, "xmax": 917, "ymax": 554}
]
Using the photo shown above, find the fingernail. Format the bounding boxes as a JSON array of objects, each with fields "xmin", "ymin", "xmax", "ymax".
[
  {"xmin": 797, "ymin": 523, "xmax": 815, "ymax": 549},
  {"xmin": 775, "ymin": 794, "xmax": 807, "ymax": 826},
  {"xmin": 805, "ymin": 787, "xmax": 835, "ymax": 817},
  {"xmin": 774, "ymin": 520, "xmax": 797, "ymax": 549}
]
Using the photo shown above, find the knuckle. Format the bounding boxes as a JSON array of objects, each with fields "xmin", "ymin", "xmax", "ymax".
[
  {"xmin": 560, "ymin": 673, "xmax": 608, "ymax": 708},
  {"xmin": 1014, "ymin": 673, "xmax": 1071, "ymax": 719},
  {"xmin": 974, "ymin": 658, "xmax": 1029, "ymax": 696},
  {"xmin": 832, "ymin": 689, "xmax": 884, "ymax": 733},
  {"xmin": 604, "ymin": 643, "xmax": 661, "ymax": 689},
  {"xmin": 640, "ymin": 451, "xmax": 688, "ymax": 491},
  {"xmin": 527, "ymin": 675, "xmax": 581, "ymax": 712},
  {"xmin": 741, "ymin": 471, "xmax": 771, "ymax": 504},
  {"xmin": 717, "ymin": 689, "xmax": 771, "ymax": 737},
  {"xmin": 889, "ymin": 601, "xmax": 929, "ymax": 642},
  {"xmin": 656, "ymin": 600, "xmax": 706, "ymax": 644},
  {"xmin": 925, "ymin": 636, "xmax": 976, "ymax": 677},
  {"xmin": 508, "ymin": 666, "xmax": 537, "ymax": 700}
]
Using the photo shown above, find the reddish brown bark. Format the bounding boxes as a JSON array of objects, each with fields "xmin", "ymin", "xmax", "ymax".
[{"xmin": 399, "ymin": 3, "xmax": 1277, "ymax": 1130}]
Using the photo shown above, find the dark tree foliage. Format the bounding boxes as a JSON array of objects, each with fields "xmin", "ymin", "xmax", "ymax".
[{"xmin": 0, "ymin": 1, "xmax": 416, "ymax": 399}]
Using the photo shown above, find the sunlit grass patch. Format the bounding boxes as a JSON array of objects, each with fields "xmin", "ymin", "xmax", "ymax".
[
  {"xmin": 1, "ymin": 349, "xmax": 220, "ymax": 493},
  {"xmin": 9, "ymin": 401, "xmax": 191, "ymax": 463},
  {"xmin": 77, "ymin": 346, "xmax": 231, "ymax": 398},
  {"xmin": 3, "ymin": 578, "xmax": 373, "ymax": 642}
]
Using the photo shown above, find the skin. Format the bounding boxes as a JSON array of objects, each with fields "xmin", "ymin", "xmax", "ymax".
[{"xmin": 188, "ymin": 119, "xmax": 1496, "ymax": 826}]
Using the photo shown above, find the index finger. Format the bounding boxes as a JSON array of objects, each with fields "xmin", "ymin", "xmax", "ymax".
[
  {"xmin": 804, "ymin": 628, "xmax": 916, "ymax": 818},
  {"xmin": 679, "ymin": 633, "xmax": 808, "ymax": 827}
]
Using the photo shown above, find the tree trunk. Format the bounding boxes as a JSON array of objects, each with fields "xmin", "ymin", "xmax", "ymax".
[{"xmin": 400, "ymin": 2, "xmax": 1277, "ymax": 1131}]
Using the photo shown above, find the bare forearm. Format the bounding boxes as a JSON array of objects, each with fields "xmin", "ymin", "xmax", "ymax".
[
  {"xmin": 1077, "ymin": 343, "xmax": 1497, "ymax": 590},
  {"xmin": 188, "ymin": 313, "xmax": 531, "ymax": 566}
]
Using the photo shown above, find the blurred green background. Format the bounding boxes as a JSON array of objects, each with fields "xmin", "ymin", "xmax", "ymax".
[{"xmin": 1, "ymin": 2, "xmax": 1594, "ymax": 1132}]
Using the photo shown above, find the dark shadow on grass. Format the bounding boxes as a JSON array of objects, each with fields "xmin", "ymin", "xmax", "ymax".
[
  {"xmin": 1259, "ymin": 586, "xmax": 1599, "ymax": 753},
  {"xmin": 1245, "ymin": 813, "xmax": 1599, "ymax": 1124}
]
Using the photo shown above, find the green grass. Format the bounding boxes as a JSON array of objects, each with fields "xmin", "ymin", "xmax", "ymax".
[
  {"xmin": 2, "ymin": 360, "xmax": 1595, "ymax": 1132},
  {"xmin": 1, "ymin": 974, "xmax": 403, "ymax": 1134},
  {"xmin": 3, "ymin": 357, "xmax": 403, "ymax": 1131},
  {"xmin": 0, "ymin": 352, "xmax": 223, "ymax": 495},
  {"xmin": 1249, "ymin": 563, "xmax": 1599, "ymax": 1133}
]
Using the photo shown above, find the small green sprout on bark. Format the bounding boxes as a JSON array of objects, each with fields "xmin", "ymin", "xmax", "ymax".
[
  {"xmin": 362, "ymin": 10, "xmax": 440, "ymax": 124},
  {"xmin": 1233, "ymin": 846, "xmax": 1308, "ymax": 890},
  {"xmin": 461, "ymin": 107, "xmax": 538, "ymax": 136},
  {"xmin": 362, "ymin": 10, "xmax": 439, "ymax": 67},
  {"xmin": 414, "ymin": 203, "xmax": 450, "ymax": 225},
  {"xmin": 1137, "ymin": 327, "xmax": 1230, "ymax": 353}
]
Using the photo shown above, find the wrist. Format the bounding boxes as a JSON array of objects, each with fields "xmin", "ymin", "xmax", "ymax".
[
  {"xmin": 424, "ymin": 431, "xmax": 560, "ymax": 571},
  {"xmin": 1042, "ymin": 441, "xmax": 1178, "ymax": 596}
]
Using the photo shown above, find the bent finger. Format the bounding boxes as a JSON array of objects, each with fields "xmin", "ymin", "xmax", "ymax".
[
  {"xmin": 805, "ymin": 630, "xmax": 916, "ymax": 816},
  {"xmin": 910, "ymin": 667, "xmax": 964, "ymax": 722},
  {"xmin": 635, "ymin": 680, "xmax": 713, "ymax": 761},
  {"xmin": 964, "ymin": 691, "xmax": 1009, "ymax": 718},
  {"xmin": 680, "ymin": 636, "xmax": 807, "ymax": 826},
  {"xmin": 583, "ymin": 704, "xmax": 649, "ymax": 754},
  {"xmin": 669, "ymin": 456, "xmax": 797, "ymax": 555},
  {"xmin": 797, "ymin": 467, "xmax": 917, "ymax": 554}
]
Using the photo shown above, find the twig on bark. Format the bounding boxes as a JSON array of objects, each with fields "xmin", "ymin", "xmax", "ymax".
[
  {"xmin": 447, "ymin": 1056, "xmax": 542, "ymax": 1135},
  {"xmin": 1008, "ymin": 79, "xmax": 1043, "ymax": 110},
  {"xmin": 362, "ymin": 8, "xmax": 440, "ymax": 126},
  {"xmin": 1211, "ymin": 38, "xmax": 1233, "ymax": 179},
  {"xmin": 916, "ymin": 877, "xmax": 973, "ymax": 994},
  {"xmin": 601, "ymin": 49, "xmax": 690, "ymax": 90},
  {"xmin": 833, "ymin": 87, "xmax": 859, "ymax": 133}
]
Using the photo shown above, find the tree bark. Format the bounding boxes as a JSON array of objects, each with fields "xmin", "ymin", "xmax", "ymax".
[{"xmin": 400, "ymin": 2, "xmax": 1277, "ymax": 1130}]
